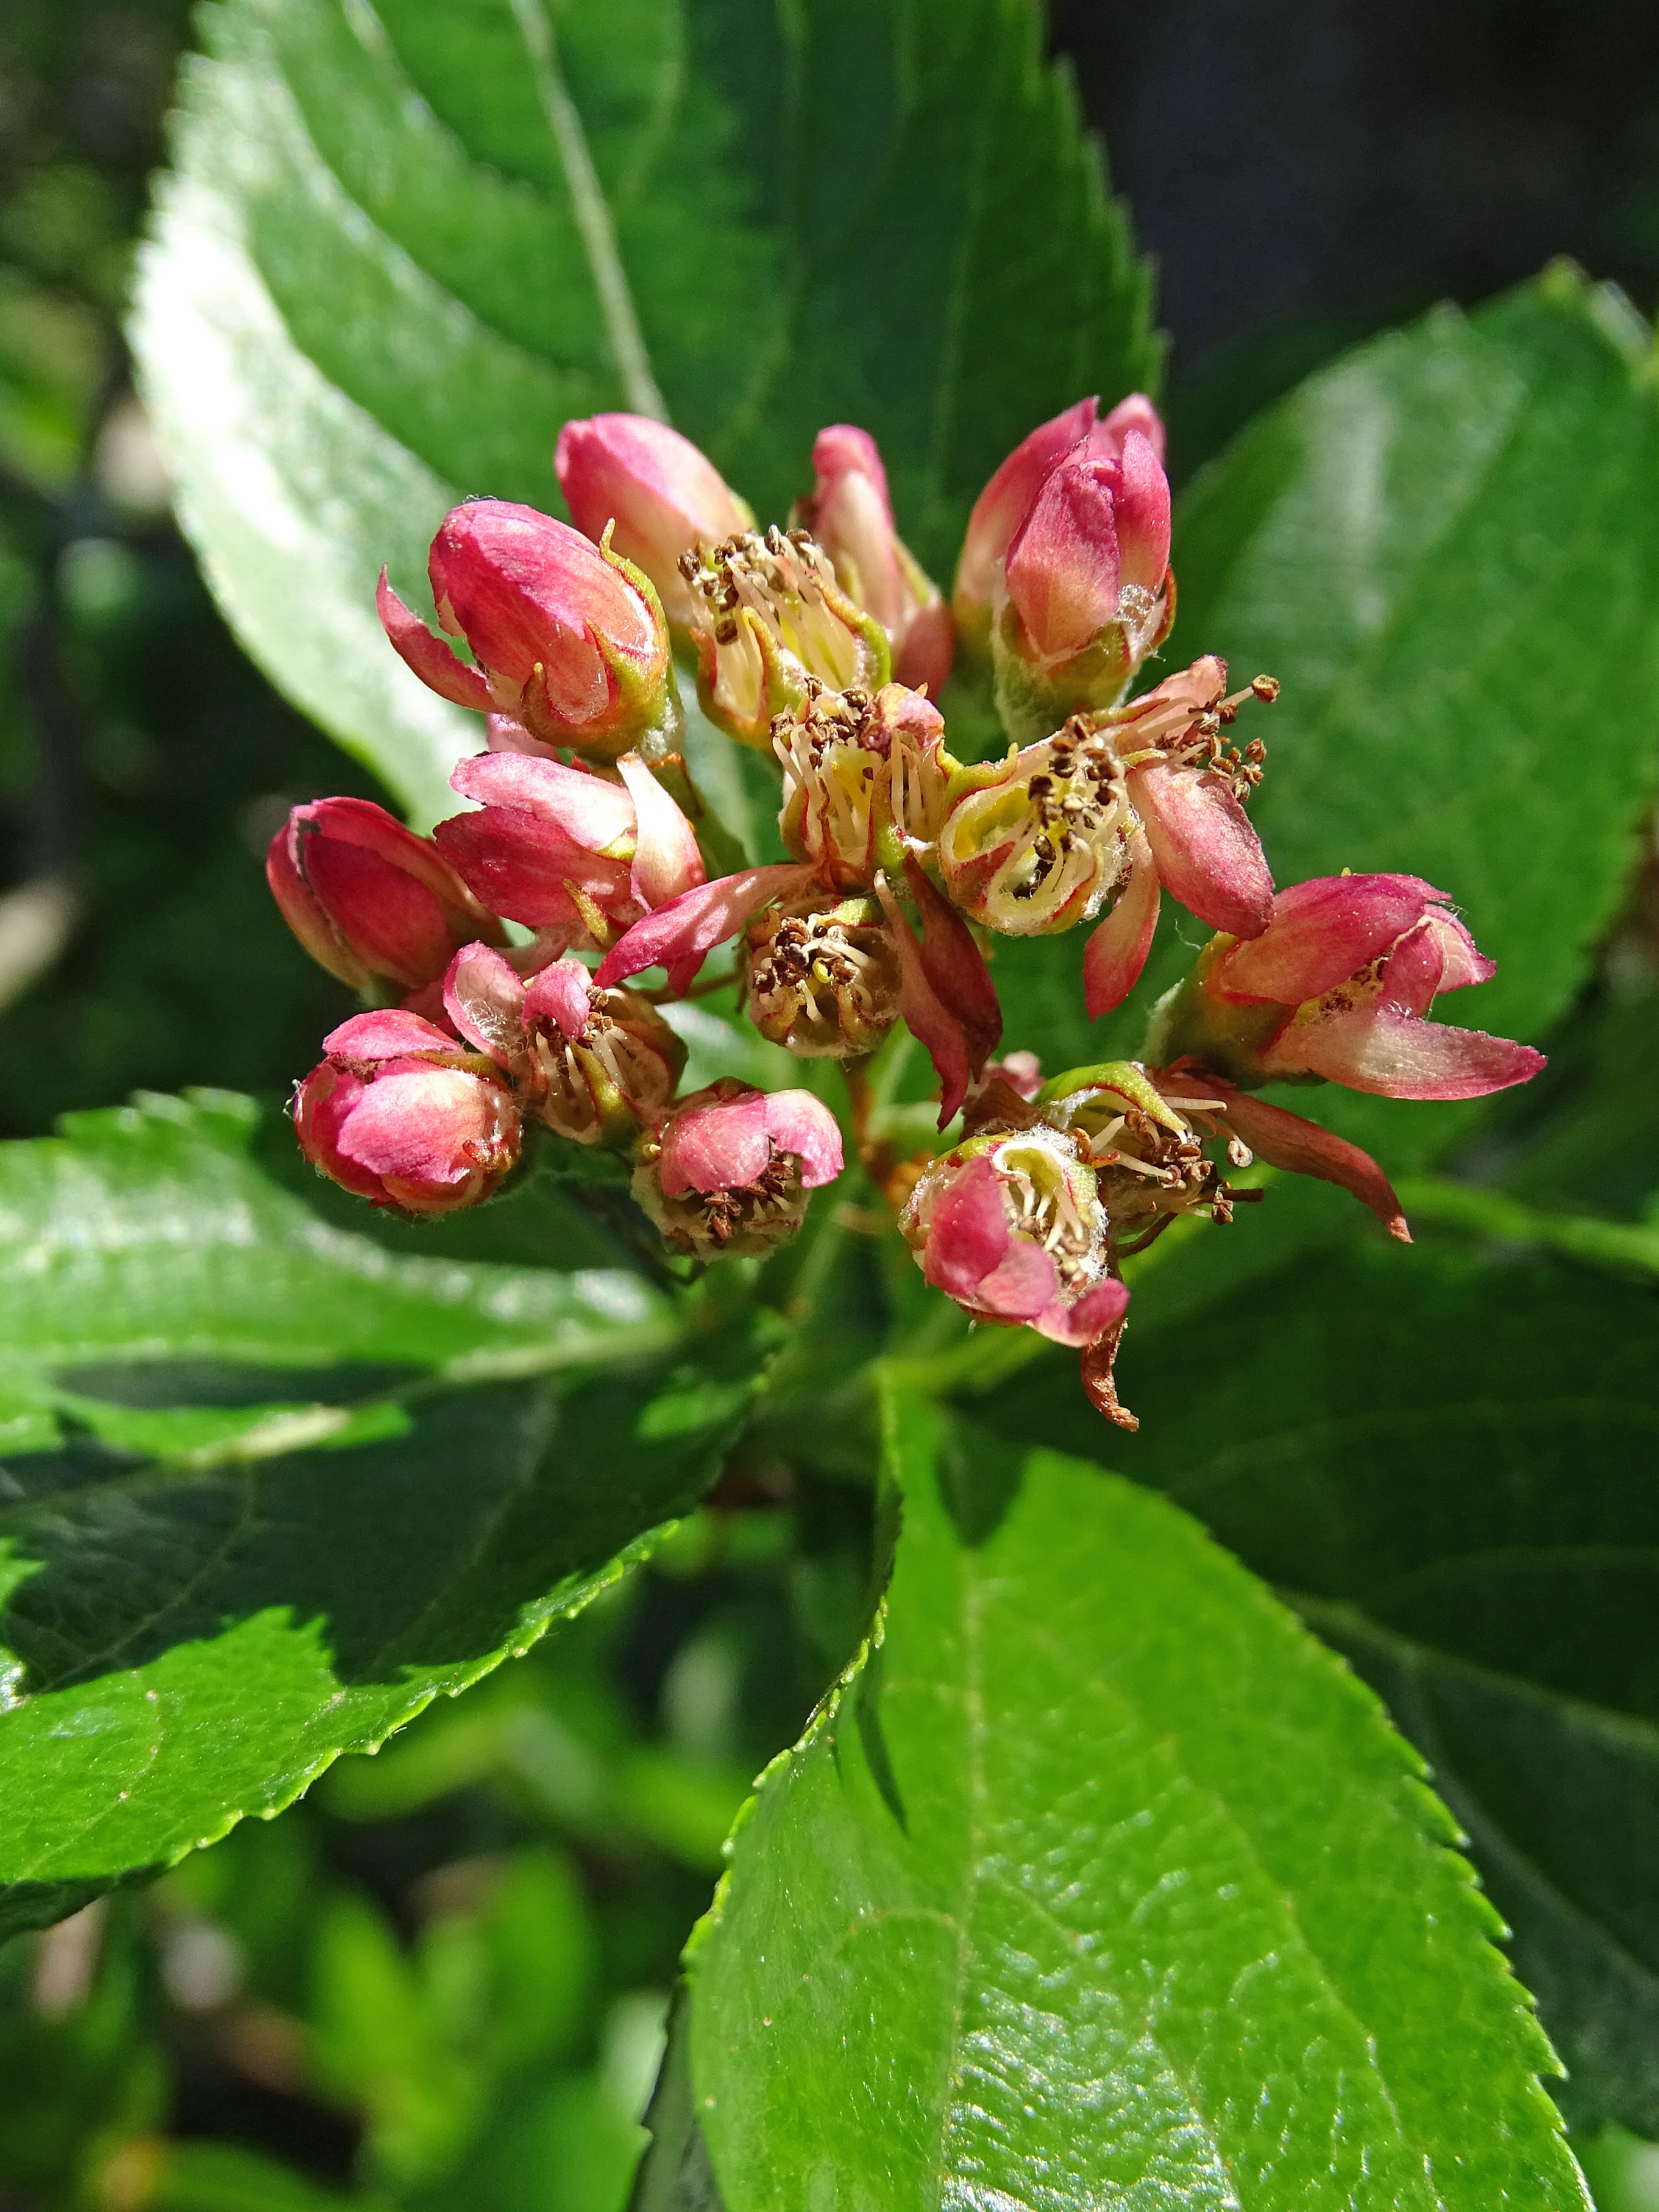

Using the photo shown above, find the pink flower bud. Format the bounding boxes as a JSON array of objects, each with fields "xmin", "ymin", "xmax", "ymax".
[
  {"xmin": 439, "ymin": 942, "xmax": 684, "ymax": 1146},
  {"xmin": 555, "ymin": 413, "xmax": 753, "ymax": 630},
  {"xmin": 679, "ymin": 527, "xmax": 890, "ymax": 748},
  {"xmin": 633, "ymin": 1079, "xmax": 844, "ymax": 1258},
  {"xmin": 797, "ymin": 426, "xmax": 953, "ymax": 694},
  {"xmin": 266, "ymin": 797, "xmax": 506, "ymax": 992},
  {"xmin": 1148, "ymin": 874, "xmax": 1544, "ymax": 1101},
  {"xmin": 294, "ymin": 1009, "xmax": 520, "ymax": 1214},
  {"xmin": 433, "ymin": 748, "xmax": 702, "ymax": 952},
  {"xmin": 378, "ymin": 501, "xmax": 678, "ymax": 762},
  {"xmin": 953, "ymin": 394, "xmax": 1165, "ymax": 650},
  {"xmin": 993, "ymin": 427, "xmax": 1172, "ymax": 736},
  {"xmin": 595, "ymin": 861, "xmax": 818, "ymax": 997},
  {"xmin": 900, "ymin": 1133, "xmax": 1127, "ymax": 1348}
]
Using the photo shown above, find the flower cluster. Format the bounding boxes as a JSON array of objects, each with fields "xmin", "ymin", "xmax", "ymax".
[{"xmin": 270, "ymin": 397, "xmax": 1543, "ymax": 1425}]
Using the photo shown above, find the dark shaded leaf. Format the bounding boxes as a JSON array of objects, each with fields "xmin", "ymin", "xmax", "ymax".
[{"xmin": 982, "ymin": 1236, "xmax": 1659, "ymax": 2135}]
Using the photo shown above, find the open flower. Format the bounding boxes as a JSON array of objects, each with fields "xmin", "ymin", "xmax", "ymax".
[
  {"xmin": 433, "ymin": 749, "xmax": 703, "ymax": 955},
  {"xmin": 555, "ymin": 413, "xmax": 753, "ymax": 630},
  {"xmin": 930, "ymin": 656, "xmax": 1275, "ymax": 1007},
  {"xmin": 899, "ymin": 1128, "xmax": 1128, "ymax": 1350},
  {"xmin": 747, "ymin": 897, "xmax": 903, "ymax": 1059},
  {"xmin": 678, "ymin": 527, "xmax": 890, "ymax": 747},
  {"xmin": 266, "ymin": 797, "xmax": 505, "ymax": 994},
  {"xmin": 1146, "ymin": 873, "xmax": 1545, "ymax": 1099},
  {"xmin": 795, "ymin": 426, "xmax": 953, "ymax": 694},
  {"xmin": 441, "ymin": 941, "xmax": 683, "ymax": 1146},
  {"xmin": 377, "ymin": 500, "xmax": 678, "ymax": 761},
  {"xmin": 293, "ymin": 1009, "xmax": 520, "ymax": 1214},
  {"xmin": 774, "ymin": 680, "xmax": 949, "ymax": 891},
  {"xmin": 633, "ymin": 1079, "xmax": 844, "ymax": 1257},
  {"xmin": 936, "ymin": 1050, "xmax": 1415, "ymax": 1427},
  {"xmin": 953, "ymin": 393, "xmax": 1165, "ymax": 655}
]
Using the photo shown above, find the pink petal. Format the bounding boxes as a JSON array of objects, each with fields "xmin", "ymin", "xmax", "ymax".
[
  {"xmin": 434, "ymin": 806, "xmax": 636, "ymax": 930},
  {"xmin": 1031, "ymin": 1274, "xmax": 1131, "ymax": 1348},
  {"xmin": 522, "ymin": 957, "xmax": 594, "ymax": 1041},
  {"xmin": 377, "ymin": 569, "xmax": 492, "ymax": 712},
  {"xmin": 442, "ymin": 941, "xmax": 527, "ymax": 1065},
  {"xmin": 617, "ymin": 753, "xmax": 706, "ymax": 909},
  {"xmin": 430, "ymin": 501, "xmax": 657, "ymax": 688},
  {"xmin": 762, "ymin": 1090, "xmax": 845, "ymax": 1189},
  {"xmin": 921, "ymin": 1156, "xmax": 1021, "ymax": 1301},
  {"xmin": 1004, "ymin": 456, "xmax": 1120, "ymax": 660},
  {"xmin": 1096, "ymin": 393, "xmax": 1166, "ymax": 466},
  {"xmin": 1210, "ymin": 1086, "xmax": 1411, "ymax": 1241},
  {"xmin": 1376, "ymin": 917, "xmax": 1446, "ymax": 1017},
  {"xmin": 873, "ymin": 873, "xmax": 972, "ymax": 1129},
  {"xmin": 956, "ymin": 398, "xmax": 1099, "ymax": 613},
  {"xmin": 323, "ymin": 1009, "xmax": 460, "ymax": 1062},
  {"xmin": 659, "ymin": 1088, "xmax": 771, "ymax": 1197},
  {"xmin": 556, "ymin": 413, "xmax": 745, "ymax": 569},
  {"xmin": 1270, "ymin": 1007, "xmax": 1546, "ymax": 1100},
  {"xmin": 995, "ymin": 1051, "xmax": 1043, "ymax": 1100},
  {"xmin": 294, "ymin": 1063, "xmax": 384, "ymax": 1200},
  {"xmin": 812, "ymin": 425, "xmax": 892, "ymax": 513},
  {"xmin": 895, "ymin": 599, "xmax": 956, "ymax": 694},
  {"xmin": 483, "ymin": 711, "xmax": 546, "ymax": 756},
  {"xmin": 1109, "ymin": 429, "xmax": 1171, "ymax": 592},
  {"xmin": 594, "ymin": 863, "xmax": 816, "ymax": 993},
  {"xmin": 809, "ymin": 455, "xmax": 906, "ymax": 633},
  {"xmin": 1082, "ymin": 830, "xmax": 1160, "ymax": 1017},
  {"xmin": 336, "ymin": 1066, "xmax": 503, "ymax": 1184},
  {"xmin": 1130, "ymin": 763, "xmax": 1274, "ymax": 938},
  {"xmin": 906, "ymin": 858, "xmax": 1002, "ymax": 1074},
  {"xmin": 450, "ymin": 751, "xmax": 636, "ymax": 852},
  {"xmin": 268, "ymin": 823, "xmax": 368, "ymax": 989},
  {"xmin": 976, "ymin": 1241, "xmax": 1065, "ymax": 1321},
  {"xmin": 1217, "ymin": 874, "xmax": 1446, "ymax": 1005},
  {"xmin": 300, "ymin": 837, "xmax": 455, "ymax": 989},
  {"xmin": 1427, "ymin": 910, "xmax": 1497, "ymax": 991}
]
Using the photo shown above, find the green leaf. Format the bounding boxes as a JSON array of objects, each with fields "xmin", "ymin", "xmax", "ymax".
[
  {"xmin": 630, "ymin": 1988, "xmax": 726, "ymax": 2212},
  {"xmin": 684, "ymin": 1381, "xmax": 1580, "ymax": 2208},
  {"xmin": 0, "ymin": 1092, "xmax": 765, "ymax": 1937},
  {"xmin": 132, "ymin": 0, "xmax": 1157, "ymax": 821},
  {"xmin": 982, "ymin": 1236, "xmax": 1659, "ymax": 2138}
]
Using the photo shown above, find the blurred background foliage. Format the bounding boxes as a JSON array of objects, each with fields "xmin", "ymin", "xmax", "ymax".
[{"xmin": 3, "ymin": 1, "xmax": 1659, "ymax": 2207}]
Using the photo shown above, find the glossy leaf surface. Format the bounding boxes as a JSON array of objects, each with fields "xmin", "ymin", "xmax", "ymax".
[
  {"xmin": 132, "ymin": 0, "xmax": 1156, "ymax": 822},
  {"xmin": 685, "ymin": 1384, "xmax": 1582, "ymax": 2208},
  {"xmin": 0, "ymin": 1092, "xmax": 761, "ymax": 1937},
  {"xmin": 986, "ymin": 1237, "xmax": 1659, "ymax": 2138}
]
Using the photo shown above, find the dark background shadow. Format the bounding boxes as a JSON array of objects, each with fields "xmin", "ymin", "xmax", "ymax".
[{"xmin": 1056, "ymin": 0, "xmax": 1659, "ymax": 469}]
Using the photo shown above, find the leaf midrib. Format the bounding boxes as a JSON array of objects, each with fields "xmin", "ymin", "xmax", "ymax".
[{"xmin": 503, "ymin": 0, "xmax": 667, "ymax": 421}]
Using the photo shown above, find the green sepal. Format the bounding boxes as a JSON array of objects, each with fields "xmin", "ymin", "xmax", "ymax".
[
  {"xmin": 1141, "ymin": 940, "xmax": 1309, "ymax": 1090},
  {"xmin": 1037, "ymin": 1058, "xmax": 1185, "ymax": 1132}
]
